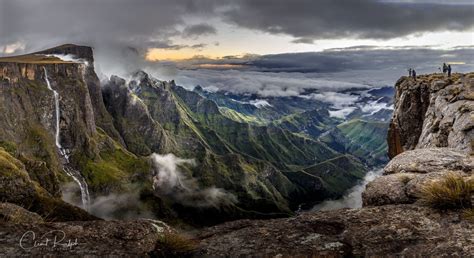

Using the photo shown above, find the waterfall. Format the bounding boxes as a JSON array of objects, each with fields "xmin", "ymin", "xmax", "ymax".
[{"xmin": 43, "ymin": 67, "xmax": 90, "ymax": 211}]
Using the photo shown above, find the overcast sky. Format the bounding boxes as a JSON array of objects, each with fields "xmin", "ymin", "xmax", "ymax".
[{"xmin": 1, "ymin": 0, "xmax": 473, "ymax": 60}]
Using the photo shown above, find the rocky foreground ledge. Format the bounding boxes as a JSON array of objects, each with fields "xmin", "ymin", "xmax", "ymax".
[{"xmin": 197, "ymin": 204, "xmax": 472, "ymax": 256}]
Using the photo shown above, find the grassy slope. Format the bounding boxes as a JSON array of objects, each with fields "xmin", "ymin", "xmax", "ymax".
[{"xmin": 337, "ymin": 119, "xmax": 389, "ymax": 164}]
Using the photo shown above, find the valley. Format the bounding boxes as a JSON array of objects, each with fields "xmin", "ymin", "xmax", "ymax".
[{"xmin": 0, "ymin": 45, "xmax": 392, "ymax": 225}]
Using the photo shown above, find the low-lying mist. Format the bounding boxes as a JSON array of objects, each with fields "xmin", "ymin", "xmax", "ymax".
[
  {"xmin": 311, "ymin": 169, "xmax": 383, "ymax": 211},
  {"xmin": 151, "ymin": 153, "xmax": 237, "ymax": 208},
  {"xmin": 62, "ymin": 182, "xmax": 155, "ymax": 220}
]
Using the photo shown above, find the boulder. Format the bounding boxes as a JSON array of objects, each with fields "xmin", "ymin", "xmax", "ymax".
[
  {"xmin": 0, "ymin": 219, "xmax": 170, "ymax": 256},
  {"xmin": 363, "ymin": 148, "xmax": 473, "ymax": 206}
]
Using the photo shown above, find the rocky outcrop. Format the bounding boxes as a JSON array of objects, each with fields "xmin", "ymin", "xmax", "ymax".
[
  {"xmin": 0, "ymin": 214, "xmax": 179, "ymax": 256},
  {"xmin": 363, "ymin": 148, "xmax": 473, "ymax": 206},
  {"xmin": 0, "ymin": 148, "xmax": 96, "ymax": 221},
  {"xmin": 388, "ymin": 73, "xmax": 473, "ymax": 158},
  {"xmin": 369, "ymin": 73, "xmax": 473, "ymax": 206},
  {"xmin": 198, "ymin": 204, "xmax": 473, "ymax": 256}
]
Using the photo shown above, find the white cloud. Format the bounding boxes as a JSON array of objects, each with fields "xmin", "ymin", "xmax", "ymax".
[
  {"xmin": 302, "ymin": 92, "xmax": 359, "ymax": 109},
  {"xmin": 151, "ymin": 153, "xmax": 237, "ymax": 208},
  {"xmin": 1, "ymin": 41, "xmax": 25, "ymax": 54},
  {"xmin": 360, "ymin": 98, "xmax": 394, "ymax": 115},
  {"xmin": 329, "ymin": 107, "xmax": 357, "ymax": 119},
  {"xmin": 249, "ymin": 99, "xmax": 272, "ymax": 108},
  {"xmin": 152, "ymin": 68, "xmax": 372, "ymax": 97}
]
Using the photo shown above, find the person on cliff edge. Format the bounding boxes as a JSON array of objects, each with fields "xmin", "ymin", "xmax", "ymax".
[
  {"xmin": 448, "ymin": 64, "xmax": 452, "ymax": 77},
  {"xmin": 412, "ymin": 69, "xmax": 417, "ymax": 80},
  {"xmin": 408, "ymin": 68, "xmax": 412, "ymax": 77}
]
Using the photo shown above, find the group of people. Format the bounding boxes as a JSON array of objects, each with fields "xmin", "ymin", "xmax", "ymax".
[
  {"xmin": 408, "ymin": 68, "xmax": 417, "ymax": 80},
  {"xmin": 442, "ymin": 63, "xmax": 452, "ymax": 77},
  {"xmin": 408, "ymin": 63, "xmax": 453, "ymax": 80}
]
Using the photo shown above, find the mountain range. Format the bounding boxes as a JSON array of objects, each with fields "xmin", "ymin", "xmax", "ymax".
[{"xmin": 0, "ymin": 44, "xmax": 394, "ymax": 224}]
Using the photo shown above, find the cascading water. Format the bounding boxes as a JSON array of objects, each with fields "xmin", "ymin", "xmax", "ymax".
[{"xmin": 43, "ymin": 67, "xmax": 90, "ymax": 211}]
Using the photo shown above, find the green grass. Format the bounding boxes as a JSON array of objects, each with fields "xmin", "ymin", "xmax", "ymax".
[
  {"xmin": 77, "ymin": 128, "xmax": 151, "ymax": 192},
  {"xmin": 463, "ymin": 208, "xmax": 474, "ymax": 222},
  {"xmin": 155, "ymin": 231, "xmax": 198, "ymax": 256},
  {"xmin": 219, "ymin": 107, "xmax": 267, "ymax": 125}
]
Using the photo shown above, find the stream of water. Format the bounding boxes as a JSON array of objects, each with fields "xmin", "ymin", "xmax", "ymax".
[{"xmin": 43, "ymin": 67, "xmax": 90, "ymax": 211}]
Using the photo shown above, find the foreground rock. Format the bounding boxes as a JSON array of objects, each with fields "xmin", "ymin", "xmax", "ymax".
[
  {"xmin": 363, "ymin": 148, "xmax": 473, "ymax": 206},
  {"xmin": 197, "ymin": 204, "xmax": 473, "ymax": 256},
  {"xmin": 0, "ymin": 217, "xmax": 171, "ymax": 256}
]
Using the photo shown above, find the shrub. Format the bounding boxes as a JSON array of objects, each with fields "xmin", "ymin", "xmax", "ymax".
[
  {"xmin": 155, "ymin": 231, "xmax": 197, "ymax": 256},
  {"xmin": 419, "ymin": 173, "xmax": 473, "ymax": 210},
  {"xmin": 463, "ymin": 208, "xmax": 474, "ymax": 222},
  {"xmin": 398, "ymin": 174, "xmax": 412, "ymax": 185}
]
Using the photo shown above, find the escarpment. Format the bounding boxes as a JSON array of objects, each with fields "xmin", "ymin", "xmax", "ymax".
[
  {"xmin": 365, "ymin": 74, "xmax": 473, "ymax": 206},
  {"xmin": 387, "ymin": 73, "xmax": 474, "ymax": 158}
]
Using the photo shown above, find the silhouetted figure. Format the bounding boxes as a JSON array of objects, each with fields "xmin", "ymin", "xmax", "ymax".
[
  {"xmin": 408, "ymin": 68, "xmax": 412, "ymax": 77},
  {"xmin": 442, "ymin": 63, "xmax": 447, "ymax": 74},
  {"xmin": 448, "ymin": 65, "xmax": 452, "ymax": 77},
  {"xmin": 412, "ymin": 69, "xmax": 417, "ymax": 80}
]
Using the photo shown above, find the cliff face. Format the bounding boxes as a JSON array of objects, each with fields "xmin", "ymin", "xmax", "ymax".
[
  {"xmin": 388, "ymin": 73, "xmax": 474, "ymax": 158},
  {"xmin": 0, "ymin": 61, "xmax": 96, "ymax": 194},
  {"xmin": 0, "ymin": 47, "xmax": 149, "ymax": 220},
  {"xmin": 36, "ymin": 44, "xmax": 125, "ymax": 145}
]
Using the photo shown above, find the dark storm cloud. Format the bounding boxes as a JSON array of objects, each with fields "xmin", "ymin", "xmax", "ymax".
[
  {"xmin": 2, "ymin": 0, "xmax": 473, "ymax": 54},
  {"xmin": 0, "ymin": 0, "xmax": 220, "ymax": 53},
  {"xmin": 182, "ymin": 24, "xmax": 217, "ymax": 39},
  {"xmin": 222, "ymin": 0, "xmax": 474, "ymax": 41}
]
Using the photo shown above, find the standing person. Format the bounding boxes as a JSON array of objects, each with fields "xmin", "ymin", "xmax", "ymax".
[
  {"xmin": 412, "ymin": 69, "xmax": 417, "ymax": 80},
  {"xmin": 448, "ymin": 65, "xmax": 452, "ymax": 77},
  {"xmin": 443, "ymin": 63, "xmax": 447, "ymax": 74},
  {"xmin": 408, "ymin": 68, "xmax": 412, "ymax": 77}
]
